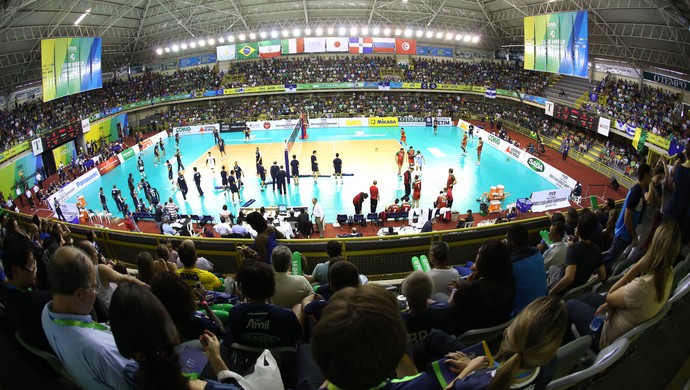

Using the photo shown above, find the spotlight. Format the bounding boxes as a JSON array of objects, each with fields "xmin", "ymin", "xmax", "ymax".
[
  {"xmin": 361, "ymin": 27, "xmax": 369, "ymax": 35},
  {"xmin": 472, "ymin": 36, "xmax": 480, "ymax": 43},
  {"xmin": 395, "ymin": 28, "xmax": 402, "ymax": 36},
  {"xmin": 238, "ymin": 33, "xmax": 246, "ymax": 41},
  {"xmin": 338, "ymin": 26, "xmax": 346, "ymax": 35},
  {"xmin": 404, "ymin": 29, "xmax": 412, "ymax": 37},
  {"xmin": 172, "ymin": 44, "xmax": 179, "ymax": 51},
  {"xmin": 181, "ymin": 43, "xmax": 188, "ymax": 49},
  {"xmin": 416, "ymin": 30, "xmax": 423, "ymax": 37},
  {"xmin": 327, "ymin": 27, "xmax": 334, "ymax": 34},
  {"xmin": 271, "ymin": 30, "xmax": 278, "ymax": 38},
  {"xmin": 198, "ymin": 39, "xmax": 205, "ymax": 46},
  {"xmin": 164, "ymin": 47, "xmax": 170, "ymax": 53},
  {"xmin": 316, "ymin": 27, "xmax": 323, "ymax": 35},
  {"xmin": 227, "ymin": 35, "xmax": 235, "ymax": 42},
  {"xmin": 305, "ymin": 28, "xmax": 311, "ymax": 35},
  {"xmin": 260, "ymin": 31, "xmax": 267, "ymax": 39},
  {"xmin": 463, "ymin": 35, "xmax": 471, "ymax": 42},
  {"xmin": 249, "ymin": 32, "xmax": 256, "ymax": 39},
  {"xmin": 282, "ymin": 30, "xmax": 289, "ymax": 37},
  {"xmin": 372, "ymin": 27, "xmax": 380, "ymax": 35},
  {"xmin": 207, "ymin": 38, "xmax": 214, "ymax": 45},
  {"xmin": 383, "ymin": 27, "xmax": 391, "ymax": 36},
  {"xmin": 455, "ymin": 34, "xmax": 462, "ymax": 41},
  {"xmin": 156, "ymin": 48, "xmax": 163, "ymax": 55},
  {"xmin": 293, "ymin": 28, "xmax": 301, "ymax": 36},
  {"xmin": 190, "ymin": 42, "xmax": 197, "ymax": 48},
  {"xmin": 218, "ymin": 37, "xmax": 224, "ymax": 43},
  {"xmin": 426, "ymin": 30, "xmax": 433, "ymax": 38}
]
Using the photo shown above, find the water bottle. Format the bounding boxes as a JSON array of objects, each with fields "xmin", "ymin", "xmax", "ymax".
[
  {"xmin": 397, "ymin": 295, "xmax": 408, "ymax": 311},
  {"xmin": 589, "ymin": 313, "xmax": 605, "ymax": 332}
]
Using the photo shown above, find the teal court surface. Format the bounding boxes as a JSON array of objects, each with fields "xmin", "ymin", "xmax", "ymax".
[{"xmin": 65, "ymin": 125, "xmax": 557, "ymax": 223}]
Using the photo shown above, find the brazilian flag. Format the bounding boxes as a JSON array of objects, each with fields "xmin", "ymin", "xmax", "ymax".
[{"xmin": 236, "ymin": 42, "xmax": 258, "ymax": 59}]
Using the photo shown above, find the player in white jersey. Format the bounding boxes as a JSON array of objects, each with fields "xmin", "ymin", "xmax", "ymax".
[{"xmin": 206, "ymin": 152, "xmax": 216, "ymax": 173}]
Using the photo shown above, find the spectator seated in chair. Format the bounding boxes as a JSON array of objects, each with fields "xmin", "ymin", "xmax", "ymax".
[
  {"xmin": 301, "ymin": 260, "xmax": 361, "ymax": 323},
  {"xmin": 271, "ymin": 245, "xmax": 314, "ymax": 309},
  {"xmin": 176, "ymin": 240, "xmax": 221, "ymax": 291},
  {"xmin": 305, "ymin": 241, "xmax": 343, "ymax": 285},
  {"xmin": 400, "ymin": 271, "xmax": 452, "ymax": 346},
  {"xmin": 455, "ymin": 209, "xmax": 474, "ymax": 228}
]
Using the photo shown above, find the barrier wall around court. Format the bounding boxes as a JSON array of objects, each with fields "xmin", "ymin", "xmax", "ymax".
[{"xmin": 7, "ymin": 209, "xmax": 553, "ymax": 279}]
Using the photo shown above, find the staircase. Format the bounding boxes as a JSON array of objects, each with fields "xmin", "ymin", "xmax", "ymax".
[{"xmin": 543, "ymin": 76, "xmax": 597, "ymax": 107}]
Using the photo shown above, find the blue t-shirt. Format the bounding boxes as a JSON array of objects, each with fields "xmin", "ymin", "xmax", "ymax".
[
  {"xmin": 511, "ymin": 248, "xmax": 546, "ymax": 317},
  {"xmin": 401, "ymin": 302, "xmax": 451, "ymax": 345},
  {"xmin": 614, "ymin": 183, "xmax": 645, "ymax": 242}
]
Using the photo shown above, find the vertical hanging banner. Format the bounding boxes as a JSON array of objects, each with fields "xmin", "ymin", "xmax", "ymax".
[
  {"xmin": 523, "ymin": 11, "xmax": 588, "ymax": 77},
  {"xmin": 41, "ymin": 37, "xmax": 103, "ymax": 102}
]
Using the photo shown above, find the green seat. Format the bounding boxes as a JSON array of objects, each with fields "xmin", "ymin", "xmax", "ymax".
[
  {"xmin": 211, "ymin": 310, "xmax": 230, "ymax": 322},
  {"xmin": 210, "ymin": 303, "xmax": 233, "ymax": 312}
]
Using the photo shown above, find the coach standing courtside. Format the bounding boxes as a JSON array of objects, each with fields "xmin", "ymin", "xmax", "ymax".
[
  {"xmin": 370, "ymin": 181, "xmax": 380, "ymax": 213},
  {"xmin": 312, "ymin": 198, "xmax": 325, "ymax": 238}
]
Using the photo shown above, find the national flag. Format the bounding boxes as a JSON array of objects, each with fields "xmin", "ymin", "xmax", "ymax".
[
  {"xmin": 372, "ymin": 37, "xmax": 396, "ymax": 53},
  {"xmin": 236, "ymin": 42, "xmax": 258, "ymax": 59},
  {"xmin": 285, "ymin": 83, "xmax": 297, "ymax": 92},
  {"xmin": 281, "ymin": 38, "xmax": 304, "ymax": 54},
  {"xmin": 395, "ymin": 38, "xmax": 416, "ymax": 54},
  {"xmin": 326, "ymin": 37, "xmax": 349, "ymax": 52},
  {"xmin": 668, "ymin": 140, "xmax": 684, "ymax": 157},
  {"xmin": 216, "ymin": 44, "xmax": 236, "ymax": 61},
  {"xmin": 304, "ymin": 37, "xmax": 325, "ymax": 53},
  {"xmin": 349, "ymin": 37, "xmax": 373, "ymax": 54},
  {"xmin": 259, "ymin": 40, "xmax": 281, "ymax": 58},
  {"xmin": 378, "ymin": 81, "xmax": 390, "ymax": 90},
  {"xmin": 632, "ymin": 128, "xmax": 649, "ymax": 151},
  {"xmin": 486, "ymin": 87, "xmax": 497, "ymax": 99}
]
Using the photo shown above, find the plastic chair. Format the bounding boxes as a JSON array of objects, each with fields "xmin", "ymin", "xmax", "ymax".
[
  {"xmin": 457, "ymin": 318, "xmax": 514, "ymax": 347},
  {"xmin": 672, "ymin": 255, "xmax": 690, "ymax": 290},
  {"xmin": 669, "ymin": 273, "xmax": 690, "ymax": 307},
  {"xmin": 616, "ymin": 302, "xmax": 670, "ymax": 343},
  {"xmin": 366, "ymin": 213, "xmax": 378, "ymax": 225},
  {"xmin": 336, "ymin": 214, "xmax": 347, "ymax": 229},
  {"xmin": 595, "ymin": 272, "xmax": 625, "ymax": 294},
  {"xmin": 461, "ymin": 221, "xmax": 474, "ymax": 228},
  {"xmin": 553, "ymin": 335, "xmax": 593, "ymax": 380},
  {"xmin": 546, "ymin": 338, "xmax": 631, "ymax": 390},
  {"xmin": 562, "ymin": 277, "xmax": 599, "ymax": 302},
  {"xmin": 353, "ymin": 214, "xmax": 364, "ymax": 225},
  {"xmin": 15, "ymin": 332, "xmax": 82, "ymax": 389}
]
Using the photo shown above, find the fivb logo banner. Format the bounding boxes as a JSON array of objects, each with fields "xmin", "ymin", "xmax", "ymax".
[
  {"xmin": 173, "ymin": 124, "xmax": 220, "ymax": 137},
  {"xmin": 530, "ymin": 188, "xmax": 572, "ymax": 212}
]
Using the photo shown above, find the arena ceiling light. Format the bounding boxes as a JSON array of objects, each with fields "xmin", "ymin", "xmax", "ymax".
[
  {"xmin": 207, "ymin": 38, "xmax": 215, "ymax": 45},
  {"xmin": 416, "ymin": 29, "xmax": 423, "ymax": 37},
  {"xmin": 304, "ymin": 28, "xmax": 312, "ymax": 35},
  {"xmin": 394, "ymin": 28, "xmax": 402, "ymax": 36},
  {"xmin": 445, "ymin": 32, "xmax": 453, "ymax": 40},
  {"xmin": 271, "ymin": 30, "xmax": 278, "ymax": 38},
  {"xmin": 181, "ymin": 43, "xmax": 188, "ymax": 49},
  {"xmin": 249, "ymin": 32, "xmax": 256, "ymax": 40},
  {"xmin": 383, "ymin": 27, "xmax": 391, "ymax": 36},
  {"xmin": 282, "ymin": 30, "xmax": 289, "ymax": 37},
  {"xmin": 435, "ymin": 31, "xmax": 443, "ymax": 39},
  {"xmin": 238, "ymin": 33, "xmax": 246, "ymax": 41},
  {"xmin": 74, "ymin": 8, "xmax": 91, "ymax": 25},
  {"xmin": 164, "ymin": 47, "xmax": 170, "ymax": 53},
  {"xmin": 472, "ymin": 36, "xmax": 480, "ymax": 43},
  {"xmin": 425, "ymin": 30, "xmax": 433, "ymax": 38},
  {"xmin": 361, "ymin": 27, "xmax": 369, "ymax": 35},
  {"xmin": 338, "ymin": 26, "xmax": 346, "ymax": 35},
  {"xmin": 172, "ymin": 44, "xmax": 179, "ymax": 52},
  {"xmin": 463, "ymin": 35, "xmax": 471, "ymax": 42},
  {"xmin": 293, "ymin": 28, "xmax": 301, "ymax": 36},
  {"xmin": 404, "ymin": 29, "xmax": 413, "ymax": 37},
  {"xmin": 198, "ymin": 39, "xmax": 206, "ymax": 47},
  {"xmin": 316, "ymin": 27, "xmax": 324, "ymax": 35},
  {"xmin": 190, "ymin": 41, "xmax": 197, "ymax": 48},
  {"xmin": 156, "ymin": 48, "xmax": 163, "ymax": 55},
  {"xmin": 218, "ymin": 37, "xmax": 224, "ymax": 43},
  {"xmin": 260, "ymin": 31, "xmax": 267, "ymax": 39},
  {"xmin": 327, "ymin": 27, "xmax": 334, "ymax": 34},
  {"xmin": 227, "ymin": 35, "xmax": 235, "ymax": 42},
  {"xmin": 455, "ymin": 34, "xmax": 462, "ymax": 41},
  {"xmin": 350, "ymin": 27, "xmax": 358, "ymax": 35},
  {"xmin": 372, "ymin": 27, "xmax": 380, "ymax": 35}
]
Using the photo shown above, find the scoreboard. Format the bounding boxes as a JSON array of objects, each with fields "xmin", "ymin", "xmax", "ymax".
[
  {"xmin": 553, "ymin": 103, "xmax": 599, "ymax": 132},
  {"xmin": 41, "ymin": 122, "xmax": 81, "ymax": 150}
]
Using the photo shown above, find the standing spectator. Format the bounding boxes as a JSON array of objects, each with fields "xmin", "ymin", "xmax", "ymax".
[
  {"xmin": 602, "ymin": 164, "xmax": 651, "ymax": 273},
  {"xmin": 311, "ymin": 198, "xmax": 324, "ymax": 239},
  {"xmin": 369, "ymin": 180, "xmax": 380, "ymax": 213},
  {"xmin": 506, "ymin": 223, "xmax": 546, "ymax": 316},
  {"xmin": 663, "ymin": 147, "xmax": 690, "ymax": 243},
  {"xmin": 562, "ymin": 140, "xmax": 570, "ymax": 161},
  {"xmin": 244, "ymin": 211, "xmax": 286, "ymax": 263},
  {"xmin": 271, "ymin": 245, "xmax": 314, "ymax": 308},
  {"xmin": 352, "ymin": 192, "xmax": 368, "ymax": 215}
]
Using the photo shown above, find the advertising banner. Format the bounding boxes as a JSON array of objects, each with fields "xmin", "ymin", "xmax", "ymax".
[
  {"xmin": 48, "ymin": 168, "xmax": 101, "ymax": 206},
  {"xmin": 246, "ymin": 119, "xmax": 299, "ymax": 131},
  {"xmin": 524, "ymin": 11, "xmax": 588, "ymax": 77},
  {"xmin": 297, "ymin": 82, "xmax": 355, "ymax": 90},
  {"xmin": 530, "ymin": 188, "xmax": 572, "ymax": 212},
  {"xmin": 308, "ymin": 118, "xmax": 339, "ymax": 128},
  {"xmin": 339, "ymin": 117, "xmax": 369, "ymax": 127},
  {"xmin": 85, "ymin": 113, "xmax": 127, "ymax": 144},
  {"xmin": 436, "ymin": 117, "xmax": 452, "ymax": 126},
  {"xmin": 81, "ymin": 118, "xmax": 91, "ymax": 133},
  {"xmin": 41, "ymin": 37, "xmax": 103, "ymax": 102},
  {"xmin": 0, "ymin": 141, "xmax": 31, "ymax": 164},
  {"xmin": 468, "ymin": 122, "xmax": 576, "ymax": 190},
  {"xmin": 173, "ymin": 124, "xmax": 220, "ymax": 137},
  {"xmin": 0, "ymin": 151, "xmax": 43, "ymax": 198},
  {"xmin": 117, "ymin": 145, "xmax": 140, "ymax": 164},
  {"xmin": 52, "ymin": 140, "xmax": 76, "ymax": 167},
  {"xmin": 643, "ymin": 71, "xmax": 690, "ymax": 91},
  {"xmin": 244, "ymin": 85, "xmax": 284, "ymax": 93},
  {"xmin": 597, "ymin": 117, "xmax": 611, "ymax": 137},
  {"xmin": 139, "ymin": 131, "xmax": 168, "ymax": 151},
  {"xmin": 96, "ymin": 156, "xmax": 120, "ymax": 176},
  {"xmin": 220, "ymin": 122, "xmax": 247, "ymax": 133},
  {"xmin": 416, "ymin": 46, "xmax": 453, "ymax": 57},
  {"xmin": 401, "ymin": 82, "xmax": 422, "ymax": 89},
  {"xmin": 398, "ymin": 117, "xmax": 427, "ymax": 126},
  {"xmin": 368, "ymin": 117, "xmax": 399, "ymax": 127}
]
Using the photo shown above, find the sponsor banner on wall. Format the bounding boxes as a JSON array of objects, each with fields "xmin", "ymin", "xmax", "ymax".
[
  {"xmin": 530, "ymin": 188, "xmax": 572, "ymax": 212},
  {"xmin": 140, "ymin": 131, "xmax": 168, "ymax": 151},
  {"xmin": 467, "ymin": 121, "xmax": 576, "ymax": 190},
  {"xmin": 368, "ymin": 117, "xmax": 399, "ymax": 127},
  {"xmin": 96, "ymin": 156, "xmax": 120, "ymax": 176},
  {"xmin": 436, "ymin": 117, "xmax": 452, "ymax": 126},
  {"xmin": 117, "ymin": 145, "xmax": 140, "ymax": 164},
  {"xmin": 81, "ymin": 118, "xmax": 91, "ymax": 133},
  {"xmin": 173, "ymin": 124, "xmax": 220, "ymax": 137},
  {"xmin": 48, "ymin": 168, "xmax": 102, "ymax": 207},
  {"xmin": 597, "ymin": 117, "xmax": 610, "ymax": 137},
  {"xmin": 246, "ymin": 119, "xmax": 299, "ymax": 131},
  {"xmin": 398, "ymin": 117, "xmax": 427, "ymax": 126},
  {"xmin": 308, "ymin": 118, "xmax": 339, "ymax": 128},
  {"xmin": 220, "ymin": 122, "xmax": 247, "ymax": 133},
  {"xmin": 643, "ymin": 71, "xmax": 690, "ymax": 92},
  {"xmin": 339, "ymin": 117, "xmax": 369, "ymax": 127}
]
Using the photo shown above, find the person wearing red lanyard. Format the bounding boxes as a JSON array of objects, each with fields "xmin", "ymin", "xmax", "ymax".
[{"xmin": 42, "ymin": 246, "xmax": 134, "ymax": 389}]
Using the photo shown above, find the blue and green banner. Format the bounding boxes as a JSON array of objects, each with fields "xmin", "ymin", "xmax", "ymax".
[
  {"xmin": 0, "ymin": 152, "xmax": 43, "ymax": 197},
  {"xmin": 52, "ymin": 140, "xmax": 76, "ymax": 167},
  {"xmin": 524, "ymin": 11, "xmax": 588, "ymax": 77},
  {"xmin": 41, "ymin": 37, "xmax": 103, "ymax": 102}
]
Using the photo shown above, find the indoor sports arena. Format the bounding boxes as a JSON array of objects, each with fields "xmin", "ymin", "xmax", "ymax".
[{"xmin": 0, "ymin": 0, "xmax": 689, "ymax": 388}]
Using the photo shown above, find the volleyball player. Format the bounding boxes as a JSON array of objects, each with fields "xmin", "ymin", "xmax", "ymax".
[
  {"xmin": 159, "ymin": 138, "xmax": 166, "ymax": 156},
  {"xmin": 257, "ymin": 162, "xmax": 267, "ymax": 192},
  {"xmin": 137, "ymin": 156, "xmax": 146, "ymax": 178},
  {"xmin": 400, "ymin": 128, "xmax": 407, "ymax": 147},
  {"xmin": 255, "ymin": 147, "xmax": 262, "ymax": 176},
  {"xmin": 228, "ymin": 172, "xmax": 239, "ymax": 203},
  {"xmin": 218, "ymin": 138, "xmax": 226, "ymax": 157},
  {"xmin": 333, "ymin": 153, "xmax": 343, "ymax": 184},
  {"xmin": 206, "ymin": 152, "xmax": 216, "ymax": 174},
  {"xmin": 290, "ymin": 155, "xmax": 300, "ymax": 185},
  {"xmin": 153, "ymin": 144, "xmax": 160, "ymax": 166},
  {"xmin": 311, "ymin": 150, "xmax": 319, "ymax": 183},
  {"xmin": 395, "ymin": 148, "xmax": 405, "ymax": 176},
  {"xmin": 244, "ymin": 125, "xmax": 251, "ymax": 143},
  {"xmin": 414, "ymin": 151, "xmax": 425, "ymax": 173},
  {"xmin": 233, "ymin": 161, "xmax": 243, "ymax": 188},
  {"xmin": 220, "ymin": 166, "xmax": 229, "ymax": 193},
  {"xmin": 461, "ymin": 131, "xmax": 468, "ymax": 156},
  {"xmin": 407, "ymin": 146, "xmax": 415, "ymax": 167},
  {"xmin": 476, "ymin": 137, "xmax": 484, "ymax": 166},
  {"xmin": 167, "ymin": 161, "xmax": 174, "ymax": 189},
  {"xmin": 175, "ymin": 149, "xmax": 184, "ymax": 171}
]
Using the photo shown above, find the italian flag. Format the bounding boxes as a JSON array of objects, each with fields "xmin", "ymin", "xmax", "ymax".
[
  {"xmin": 281, "ymin": 38, "xmax": 304, "ymax": 54},
  {"xmin": 259, "ymin": 40, "xmax": 282, "ymax": 58}
]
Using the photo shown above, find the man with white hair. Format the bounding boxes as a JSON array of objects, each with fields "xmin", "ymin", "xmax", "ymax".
[{"xmin": 271, "ymin": 245, "xmax": 313, "ymax": 308}]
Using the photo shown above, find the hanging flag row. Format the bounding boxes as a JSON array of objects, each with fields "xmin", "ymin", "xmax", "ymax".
[{"xmin": 216, "ymin": 38, "xmax": 419, "ymax": 60}]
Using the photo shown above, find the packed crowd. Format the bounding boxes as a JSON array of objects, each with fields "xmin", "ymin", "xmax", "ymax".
[
  {"xmin": 583, "ymin": 74, "xmax": 688, "ymax": 139},
  {"xmin": 1, "ymin": 161, "xmax": 688, "ymax": 389}
]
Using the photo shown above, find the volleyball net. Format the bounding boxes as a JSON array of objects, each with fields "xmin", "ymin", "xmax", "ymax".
[{"xmin": 284, "ymin": 116, "xmax": 304, "ymax": 182}]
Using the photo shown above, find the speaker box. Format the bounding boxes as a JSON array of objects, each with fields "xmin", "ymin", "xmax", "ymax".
[{"xmin": 610, "ymin": 177, "xmax": 620, "ymax": 190}]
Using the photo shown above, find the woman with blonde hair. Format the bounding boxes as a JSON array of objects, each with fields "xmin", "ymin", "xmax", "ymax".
[
  {"xmin": 567, "ymin": 221, "xmax": 680, "ymax": 351},
  {"xmin": 443, "ymin": 296, "xmax": 567, "ymax": 389}
]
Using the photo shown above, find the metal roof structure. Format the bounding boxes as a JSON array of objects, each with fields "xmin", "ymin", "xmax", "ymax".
[{"xmin": 0, "ymin": 0, "xmax": 688, "ymax": 93}]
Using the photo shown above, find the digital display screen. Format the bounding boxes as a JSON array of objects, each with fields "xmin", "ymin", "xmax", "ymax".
[{"xmin": 41, "ymin": 122, "xmax": 81, "ymax": 150}]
